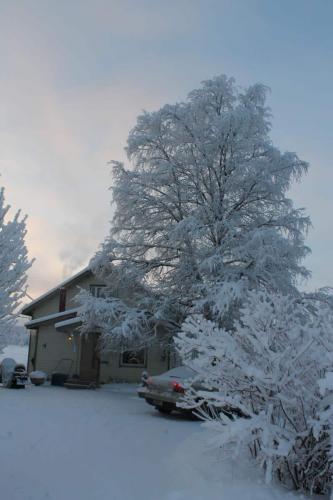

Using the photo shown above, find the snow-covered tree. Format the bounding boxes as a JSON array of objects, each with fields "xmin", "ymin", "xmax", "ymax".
[
  {"xmin": 176, "ymin": 290, "xmax": 333, "ymax": 494},
  {"xmin": 0, "ymin": 186, "xmax": 32, "ymax": 349},
  {"xmin": 80, "ymin": 75, "xmax": 310, "ymax": 349},
  {"xmin": 0, "ymin": 321, "xmax": 29, "ymax": 347},
  {"xmin": 77, "ymin": 287, "xmax": 155, "ymax": 351}
]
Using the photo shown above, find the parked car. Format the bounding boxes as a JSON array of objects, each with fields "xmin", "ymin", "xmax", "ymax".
[
  {"xmin": 138, "ymin": 366, "xmax": 249, "ymax": 419},
  {"xmin": 138, "ymin": 366, "xmax": 201, "ymax": 415},
  {"xmin": 0, "ymin": 358, "xmax": 28, "ymax": 388}
]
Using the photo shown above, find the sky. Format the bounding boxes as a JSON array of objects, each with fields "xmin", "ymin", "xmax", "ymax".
[{"xmin": 0, "ymin": 0, "xmax": 332, "ymax": 299}]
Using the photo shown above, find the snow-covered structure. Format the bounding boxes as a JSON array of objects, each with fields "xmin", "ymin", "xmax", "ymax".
[{"xmin": 22, "ymin": 268, "xmax": 174, "ymax": 384}]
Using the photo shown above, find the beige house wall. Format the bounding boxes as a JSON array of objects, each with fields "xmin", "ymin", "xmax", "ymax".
[
  {"xmin": 29, "ymin": 326, "xmax": 170, "ymax": 383},
  {"xmin": 29, "ymin": 274, "xmax": 106, "ymax": 321},
  {"xmin": 32, "ymin": 294, "xmax": 60, "ymax": 318},
  {"xmin": 65, "ymin": 275, "xmax": 105, "ymax": 309},
  {"xmin": 30, "ymin": 325, "xmax": 169, "ymax": 383},
  {"xmin": 99, "ymin": 344, "xmax": 169, "ymax": 383},
  {"xmin": 25, "ymin": 269, "xmax": 174, "ymax": 384},
  {"xmin": 32, "ymin": 324, "xmax": 80, "ymax": 378}
]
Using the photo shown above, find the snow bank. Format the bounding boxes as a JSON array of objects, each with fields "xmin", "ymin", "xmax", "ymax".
[{"xmin": 163, "ymin": 429, "xmax": 316, "ymax": 500}]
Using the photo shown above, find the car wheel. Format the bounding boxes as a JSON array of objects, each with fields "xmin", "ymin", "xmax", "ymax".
[{"xmin": 157, "ymin": 406, "xmax": 172, "ymax": 414}]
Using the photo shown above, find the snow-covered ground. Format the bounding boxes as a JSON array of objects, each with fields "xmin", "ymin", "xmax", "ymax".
[{"xmin": 0, "ymin": 383, "xmax": 324, "ymax": 500}]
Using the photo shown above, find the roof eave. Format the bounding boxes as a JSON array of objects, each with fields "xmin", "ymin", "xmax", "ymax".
[
  {"xmin": 24, "ymin": 308, "xmax": 79, "ymax": 329},
  {"xmin": 55, "ymin": 317, "xmax": 82, "ymax": 331}
]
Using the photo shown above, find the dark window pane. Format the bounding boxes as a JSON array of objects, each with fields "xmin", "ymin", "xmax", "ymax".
[
  {"xmin": 90, "ymin": 285, "xmax": 106, "ymax": 298},
  {"xmin": 121, "ymin": 350, "xmax": 145, "ymax": 366}
]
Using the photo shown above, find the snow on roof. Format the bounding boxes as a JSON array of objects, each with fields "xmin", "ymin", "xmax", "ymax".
[
  {"xmin": 55, "ymin": 316, "xmax": 82, "ymax": 330},
  {"xmin": 21, "ymin": 267, "xmax": 91, "ymax": 316},
  {"xmin": 25, "ymin": 308, "xmax": 79, "ymax": 329}
]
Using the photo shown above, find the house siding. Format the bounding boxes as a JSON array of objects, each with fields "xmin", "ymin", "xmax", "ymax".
[
  {"xmin": 24, "ymin": 270, "xmax": 172, "ymax": 384},
  {"xmin": 27, "ymin": 273, "xmax": 101, "ymax": 320},
  {"xmin": 65, "ymin": 274, "xmax": 100, "ymax": 308},
  {"xmin": 99, "ymin": 344, "xmax": 169, "ymax": 383},
  {"xmin": 33, "ymin": 323, "xmax": 79, "ymax": 377},
  {"xmin": 32, "ymin": 294, "xmax": 60, "ymax": 318}
]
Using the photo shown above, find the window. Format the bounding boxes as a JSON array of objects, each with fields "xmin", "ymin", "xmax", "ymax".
[
  {"xmin": 90, "ymin": 285, "xmax": 106, "ymax": 298},
  {"xmin": 120, "ymin": 349, "xmax": 146, "ymax": 367}
]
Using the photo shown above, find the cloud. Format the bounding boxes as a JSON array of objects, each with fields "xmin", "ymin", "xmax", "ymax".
[
  {"xmin": 0, "ymin": 25, "xmax": 179, "ymax": 298},
  {"xmin": 0, "ymin": 0, "xmax": 332, "ymax": 300}
]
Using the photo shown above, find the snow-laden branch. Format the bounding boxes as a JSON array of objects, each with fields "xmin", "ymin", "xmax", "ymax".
[{"xmin": 0, "ymin": 186, "xmax": 33, "ymax": 348}]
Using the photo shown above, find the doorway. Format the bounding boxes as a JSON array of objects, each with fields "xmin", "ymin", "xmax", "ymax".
[{"xmin": 79, "ymin": 333, "xmax": 100, "ymax": 382}]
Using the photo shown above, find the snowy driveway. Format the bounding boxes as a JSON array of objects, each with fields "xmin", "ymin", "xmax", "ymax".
[
  {"xmin": 0, "ymin": 384, "xmax": 321, "ymax": 500},
  {"xmin": 0, "ymin": 384, "xmax": 200, "ymax": 500}
]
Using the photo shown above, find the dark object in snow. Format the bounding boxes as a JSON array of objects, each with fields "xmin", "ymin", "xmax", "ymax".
[
  {"xmin": 51, "ymin": 372, "xmax": 68, "ymax": 386},
  {"xmin": 51, "ymin": 358, "xmax": 74, "ymax": 386},
  {"xmin": 64, "ymin": 377, "xmax": 98, "ymax": 389}
]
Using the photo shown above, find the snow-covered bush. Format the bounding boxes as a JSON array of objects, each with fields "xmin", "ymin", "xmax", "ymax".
[
  {"xmin": 0, "ymin": 321, "xmax": 29, "ymax": 348},
  {"xmin": 177, "ymin": 290, "xmax": 333, "ymax": 494},
  {"xmin": 0, "ymin": 186, "xmax": 32, "ymax": 349}
]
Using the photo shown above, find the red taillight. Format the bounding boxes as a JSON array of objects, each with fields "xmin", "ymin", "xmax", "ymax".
[{"xmin": 171, "ymin": 381, "xmax": 185, "ymax": 393}]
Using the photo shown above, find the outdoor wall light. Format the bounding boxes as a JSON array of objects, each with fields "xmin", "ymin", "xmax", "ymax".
[{"xmin": 67, "ymin": 334, "xmax": 73, "ymax": 342}]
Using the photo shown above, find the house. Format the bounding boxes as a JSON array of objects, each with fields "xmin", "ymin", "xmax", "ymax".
[{"xmin": 22, "ymin": 268, "xmax": 174, "ymax": 385}]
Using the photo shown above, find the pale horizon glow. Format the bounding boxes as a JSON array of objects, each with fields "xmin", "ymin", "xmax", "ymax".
[{"xmin": 0, "ymin": 0, "xmax": 332, "ymax": 299}]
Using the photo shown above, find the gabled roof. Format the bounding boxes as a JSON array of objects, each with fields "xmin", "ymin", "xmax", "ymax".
[
  {"xmin": 25, "ymin": 308, "xmax": 79, "ymax": 329},
  {"xmin": 21, "ymin": 267, "xmax": 92, "ymax": 316}
]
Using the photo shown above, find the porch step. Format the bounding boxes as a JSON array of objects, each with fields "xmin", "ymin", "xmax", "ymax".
[{"xmin": 64, "ymin": 378, "xmax": 99, "ymax": 389}]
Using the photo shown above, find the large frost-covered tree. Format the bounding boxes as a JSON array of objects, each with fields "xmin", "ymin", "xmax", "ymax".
[
  {"xmin": 80, "ymin": 75, "xmax": 310, "ymax": 349},
  {"xmin": 0, "ymin": 186, "xmax": 32, "ymax": 349}
]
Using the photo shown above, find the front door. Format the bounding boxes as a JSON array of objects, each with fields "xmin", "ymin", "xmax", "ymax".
[{"xmin": 79, "ymin": 333, "xmax": 100, "ymax": 382}]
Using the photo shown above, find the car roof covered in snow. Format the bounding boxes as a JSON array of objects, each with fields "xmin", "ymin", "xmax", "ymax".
[{"xmin": 154, "ymin": 366, "xmax": 197, "ymax": 380}]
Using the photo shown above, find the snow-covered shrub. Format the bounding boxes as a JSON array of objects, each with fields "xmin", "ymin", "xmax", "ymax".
[
  {"xmin": 177, "ymin": 290, "xmax": 333, "ymax": 494},
  {"xmin": 1, "ymin": 321, "xmax": 29, "ymax": 348}
]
